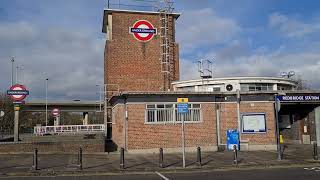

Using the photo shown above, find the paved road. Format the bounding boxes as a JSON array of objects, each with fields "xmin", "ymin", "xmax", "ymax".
[{"xmin": 1, "ymin": 167, "xmax": 320, "ymax": 180}]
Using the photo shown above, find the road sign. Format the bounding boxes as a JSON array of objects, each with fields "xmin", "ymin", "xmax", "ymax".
[
  {"xmin": 129, "ymin": 20, "xmax": 157, "ymax": 42},
  {"xmin": 177, "ymin": 98, "xmax": 189, "ymax": 103},
  {"xmin": 7, "ymin": 84, "xmax": 29, "ymax": 101},
  {"xmin": 177, "ymin": 97, "xmax": 189, "ymax": 168},
  {"xmin": 177, "ymin": 103, "xmax": 189, "ymax": 114},
  {"xmin": 52, "ymin": 108, "xmax": 60, "ymax": 117}
]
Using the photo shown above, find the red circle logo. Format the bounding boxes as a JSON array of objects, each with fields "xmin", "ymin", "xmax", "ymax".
[
  {"xmin": 9, "ymin": 84, "xmax": 28, "ymax": 101},
  {"xmin": 130, "ymin": 20, "xmax": 157, "ymax": 42},
  {"xmin": 52, "ymin": 108, "xmax": 60, "ymax": 116}
]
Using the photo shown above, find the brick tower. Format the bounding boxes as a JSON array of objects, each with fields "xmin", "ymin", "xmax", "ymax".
[{"xmin": 102, "ymin": 7, "xmax": 180, "ymax": 95}]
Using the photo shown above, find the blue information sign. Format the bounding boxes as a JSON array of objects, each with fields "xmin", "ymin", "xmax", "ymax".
[
  {"xmin": 177, "ymin": 103, "xmax": 189, "ymax": 114},
  {"xmin": 277, "ymin": 95, "xmax": 320, "ymax": 102},
  {"xmin": 227, "ymin": 129, "xmax": 240, "ymax": 150}
]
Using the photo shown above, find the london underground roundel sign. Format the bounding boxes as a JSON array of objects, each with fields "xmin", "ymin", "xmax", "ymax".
[
  {"xmin": 52, "ymin": 108, "xmax": 60, "ymax": 117},
  {"xmin": 7, "ymin": 84, "xmax": 29, "ymax": 101},
  {"xmin": 129, "ymin": 20, "xmax": 157, "ymax": 42}
]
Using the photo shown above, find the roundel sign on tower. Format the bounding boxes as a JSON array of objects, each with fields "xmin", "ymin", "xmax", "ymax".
[
  {"xmin": 129, "ymin": 20, "xmax": 157, "ymax": 42},
  {"xmin": 7, "ymin": 84, "xmax": 29, "ymax": 102}
]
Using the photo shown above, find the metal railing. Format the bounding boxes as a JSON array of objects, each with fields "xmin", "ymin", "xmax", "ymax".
[{"xmin": 33, "ymin": 124, "xmax": 105, "ymax": 136}]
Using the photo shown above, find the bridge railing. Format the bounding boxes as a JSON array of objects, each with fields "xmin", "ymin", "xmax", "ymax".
[{"xmin": 33, "ymin": 124, "xmax": 105, "ymax": 136}]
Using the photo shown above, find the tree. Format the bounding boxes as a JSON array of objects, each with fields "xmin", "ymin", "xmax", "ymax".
[{"xmin": 0, "ymin": 93, "xmax": 14, "ymax": 136}]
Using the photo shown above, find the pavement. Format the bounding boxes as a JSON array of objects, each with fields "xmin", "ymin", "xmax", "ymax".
[{"xmin": 0, "ymin": 144, "xmax": 319, "ymax": 177}]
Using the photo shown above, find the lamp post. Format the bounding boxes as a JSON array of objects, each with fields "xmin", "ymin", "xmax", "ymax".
[
  {"xmin": 96, "ymin": 84, "xmax": 102, "ymax": 112},
  {"xmin": 11, "ymin": 57, "xmax": 14, "ymax": 86},
  {"xmin": 16, "ymin": 66, "xmax": 19, "ymax": 84},
  {"xmin": 45, "ymin": 78, "xmax": 48, "ymax": 126}
]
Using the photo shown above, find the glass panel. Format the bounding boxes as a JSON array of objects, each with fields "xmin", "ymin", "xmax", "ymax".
[
  {"xmin": 193, "ymin": 104, "xmax": 200, "ymax": 108},
  {"xmin": 249, "ymin": 86, "xmax": 256, "ymax": 91},
  {"xmin": 213, "ymin": 87, "xmax": 221, "ymax": 92},
  {"xmin": 165, "ymin": 104, "xmax": 173, "ymax": 108},
  {"xmin": 147, "ymin": 104, "xmax": 155, "ymax": 108},
  {"xmin": 157, "ymin": 104, "xmax": 165, "ymax": 108}
]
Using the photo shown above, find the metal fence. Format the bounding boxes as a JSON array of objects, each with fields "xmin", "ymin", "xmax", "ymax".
[{"xmin": 34, "ymin": 124, "xmax": 105, "ymax": 136}]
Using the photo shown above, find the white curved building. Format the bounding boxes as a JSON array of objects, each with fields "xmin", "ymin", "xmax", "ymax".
[{"xmin": 172, "ymin": 76, "xmax": 298, "ymax": 92}]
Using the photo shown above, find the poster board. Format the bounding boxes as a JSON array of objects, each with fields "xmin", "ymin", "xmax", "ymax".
[{"xmin": 242, "ymin": 113, "xmax": 266, "ymax": 133}]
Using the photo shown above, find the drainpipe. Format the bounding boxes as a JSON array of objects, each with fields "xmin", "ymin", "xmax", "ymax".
[
  {"xmin": 124, "ymin": 96, "xmax": 128, "ymax": 150},
  {"xmin": 216, "ymin": 103, "xmax": 221, "ymax": 148},
  {"xmin": 237, "ymin": 90, "xmax": 242, "ymax": 142}
]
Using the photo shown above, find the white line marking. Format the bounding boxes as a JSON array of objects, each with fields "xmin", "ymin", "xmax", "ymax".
[{"xmin": 155, "ymin": 171, "xmax": 170, "ymax": 180}]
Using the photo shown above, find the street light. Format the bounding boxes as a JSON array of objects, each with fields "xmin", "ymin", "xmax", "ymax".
[
  {"xmin": 45, "ymin": 78, "xmax": 48, "ymax": 126},
  {"xmin": 96, "ymin": 84, "xmax": 102, "ymax": 112},
  {"xmin": 11, "ymin": 57, "xmax": 14, "ymax": 86},
  {"xmin": 16, "ymin": 66, "xmax": 19, "ymax": 84}
]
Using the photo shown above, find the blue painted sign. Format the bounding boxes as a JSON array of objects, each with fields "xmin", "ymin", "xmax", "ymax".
[
  {"xmin": 227, "ymin": 129, "xmax": 239, "ymax": 150},
  {"xmin": 177, "ymin": 103, "xmax": 189, "ymax": 114},
  {"xmin": 277, "ymin": 95, "xmax": 320, "ymax": 102}
]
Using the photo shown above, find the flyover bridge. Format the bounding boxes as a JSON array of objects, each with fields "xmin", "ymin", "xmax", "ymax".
[{"xmin": 22, "ymin": 100, "xmax": 106, "ymax": 136}]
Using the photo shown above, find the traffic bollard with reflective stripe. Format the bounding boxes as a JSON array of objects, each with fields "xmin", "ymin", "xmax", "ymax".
[
  {"xmin": 32, "ymin": 148, "xmax": 38, "ymax": 170},
  {"xmin": 120, "ymin": 148, "xmax": 125, "ymax": 169},
  {"xmin": 159, "ymin": 148, "xmax": 164, "ymax": 168},
  {"xmin": 197, "ymin": 147, "xmax": 202, "ymax": 167},
  {"xmin": 233, "ymin": 145, "xmax": 238, "ymax": 165}
]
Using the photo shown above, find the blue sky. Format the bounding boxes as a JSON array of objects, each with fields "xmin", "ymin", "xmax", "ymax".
[{"xmin": 1, "ymin": 0, "xmax": 320, "ymax": 100}]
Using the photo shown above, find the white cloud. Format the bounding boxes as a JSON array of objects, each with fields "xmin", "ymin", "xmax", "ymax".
[
  {"xmin": 0, "ymin": 21, "xmax": 104, "ymax": 100},
  {"xmin": 180, "ymin": 44, "xmax": 320, "ymax": 89},
  {"xmin": 177, "ymin": 8, "xmax": 241, "ymax": 51},
  {"xmin": 269, "ymin": 12, "xmax": 320, "ymax": 38}
]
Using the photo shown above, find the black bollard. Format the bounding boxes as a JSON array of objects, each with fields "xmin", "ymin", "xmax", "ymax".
[
  {"xmin": 32, "ymin": 148, "xmax": 38, "ymax": 170},
  {"xmin": 78, "ymin": 147, "xmax": 83, "ymax": 170},
  {"xmin": 280, "ymin": 144, "xmax": 284, "ymax": 160},
  {"xmin": 313, "ymin": 142, "xmax": 318, "ymax": 160},
  {"xmin": 233, "ymin": 145, "xmax": 238, "ymax": 165},
  {"xmin": 159, "ymin": 148, "xmax": 164, "ymax": 168},
  {"xmin": 120, "ymin": 148, "xmax": 125, "ymax": 169},
  {"xmin": 196, "ymin": 147, "xmax": 202, "ymax": 167}
]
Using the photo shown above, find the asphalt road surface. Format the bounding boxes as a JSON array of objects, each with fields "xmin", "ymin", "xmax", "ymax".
[{"xmin": 1, "ymin": 167, "xmax": 320, "ymax": 180}]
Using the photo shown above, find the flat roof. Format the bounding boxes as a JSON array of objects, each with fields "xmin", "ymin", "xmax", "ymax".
[
  {"xmin": 102, "ymin": 8, "xmax": 180, "ymax": 33},
  {"xmin": 109, "ymin": 90, "xmax": 320, "ymax": 101},
  {"xmin": 172, "ymin": 76, "xmax": 298, "ymax": 85}
]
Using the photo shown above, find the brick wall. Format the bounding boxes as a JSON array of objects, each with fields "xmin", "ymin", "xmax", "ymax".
[
  {"xmin": 111, "ymin": 104, "xmax": 125, "ymax": 149},
  {"xmin": 111, "ymin": 101, "xmax": 276, "ymax": 151},
  {"xmin": 219, "ymin": 102, "xmax": 276, "ymax": 145},
  {"xmin": 120, "ymin": 103, "xmax": 217, "ymax": 150},
  {"xmin": 104, "ymin": 12, "xmax": 179, "ymax": 94}
]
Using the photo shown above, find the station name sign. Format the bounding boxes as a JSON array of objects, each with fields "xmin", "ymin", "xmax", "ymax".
[{"xmin": 277, "ymin": 95, "xmax": 320, "ymax": 101}]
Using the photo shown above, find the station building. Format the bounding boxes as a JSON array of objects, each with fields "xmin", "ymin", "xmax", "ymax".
[
  {"xmin": 172, "ymin": 76, "xmax": 298, "ymax": 92},
  {"xmin": 102, "ymin": 7, "xmax": 320, "ymax": 153}
]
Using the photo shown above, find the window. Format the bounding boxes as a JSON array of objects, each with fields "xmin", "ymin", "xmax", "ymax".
[
  {"xmin": 146, "ymin": 104, "xmax": 201, "ymax": 124},
  {"xmin": 177, "ymin": 86, "xmax": 195, "ymax": 92},
  {"xmin": 240, "ymin": 83, "xmax": 273, "ymax": 92}
]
